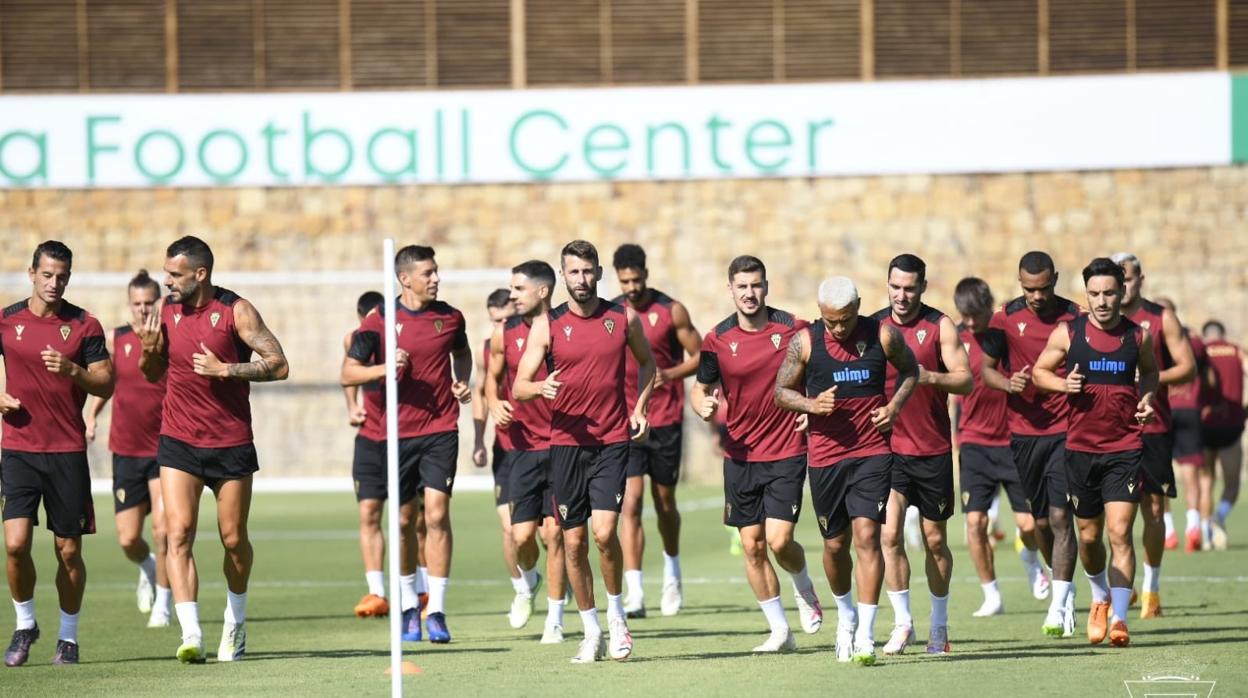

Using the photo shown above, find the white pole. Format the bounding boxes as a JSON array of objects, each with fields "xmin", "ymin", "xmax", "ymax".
[{"xmin": 383, "ymin": 239, "xmax": 403, "ymax": 695}]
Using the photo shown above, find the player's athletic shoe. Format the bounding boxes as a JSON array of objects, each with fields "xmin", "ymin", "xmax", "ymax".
[
  {"xmin": 608, "ymin": 617, "xmax": 633, "ymax": 660},
  {"xmin": 1210, "ymin": 519, "xmax": 1229, "ymax": 551},
  {"xmin": 926, "ymin": 625, "xmax": 951, "ymax": 655},
  {"xmin": 541, "ymin": 622, "xmax": 564, "ymax": 644},
  {"xmin": 137, "ymin": 570, "xmax": 154, "ymax": 614},
  {"xmin": 176, "ymin": 637, "xmax": 206, "ymax": 664},
  {"xmin": 1139, "ymin": 592, "xmax": 1162, "ymax": 619},
  {"xmin": 973, "ymin": 598, "xmax": 1003, "ymax": 617},
  {"xmin": 147, "ymin": 609, "xmax": 171, "ymax": 628},
  {"xmin": 852, "ymin": 640, "xmax": 877, "ymax": 666},
  {"xmin": 354, "ymin": 594, "xmax": 390, "ymax": 618},
  {"xmin": 794, "ymin": 588, "xmax": 823, "ymax": 634},
  {"xmin": 624, "ymin": 597, "xmax": 646, "ymax": 619},
  {"xmin": 4, "ymin": 625, "xmax": 38, "ymax": 667},
  {"xmin": 1087, "ymin": 601, "xmax": 1109, "ymax": 645},
  {"xmin": 1108, "ymin": 618, "xmax": 1130, "ymax": 647},
  {"xmin": 1063, "ymin": 590, "xmax": 1078, "ymax": 638},
  {"xmin": 1164, "ymin": 530, "xmax": 1178, "ymax": 550},
  {"xmin": 425, "ymin": 612, "xmax": 451, "ymax": 643},
  {"xmin": 751, "ymin": 628, "xmax": 796, "ymax": 653},
  {"xmin": 1028, "ymin": 564, "xmax": 1051, "ymax": 600},
  {"xmin": 1185, "ymin": 527, "xmax": 1201, "ymax": 553},
  {"xmin": 217, "ymin": 621, "xmax": 246, "ymax": 662},
  {"xmin": 660, "ymin": 578, "xmax": 683, "ymax": 617},
  {"xmin": 835, "ymin": 624, "xmax": 855, "ymax": 663},
  {"xmin": 1042, "ymin": 608, "xmax": 1065, "ymax": 637},
  {"xmin": 508, "ymin": 574, "xmax": 541, "ymax": 629},
  {"xmin": 570, "ymin": 633, "xmax": 606, "ymax": 664},
  {"xmin": 401, "ymin": 607, "xmax": 422, "ymax": 642},
  {"xmin": 882, "ymin": 624, "xmax": 916, "ymax": 655},
  {"xmin": 51, "ymin": 640, "xmax": 79, "ymax": 665}
]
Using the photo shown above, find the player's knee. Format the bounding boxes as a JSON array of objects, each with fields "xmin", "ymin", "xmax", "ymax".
[
  {"xmin": 823, "ymin": 535, "xmax": 849, "ymax": 559},
  {"xmin": 116, "ymin": 532, "xmax": 143, "ymax": 553},
  {"xmin": 591, "ymin": 523, "xmax": 617, "ymax": 550},
  {"xmin": 54, "ymin": 539, "xmax": 82, "ymax": 566},
  {"xmin": 5, "ymin": 537, "xmax": 31, "ymax": 558},
  {"xmin": 742, "ymin": 537, "xmax": 768, "ymax": 565},
  {"xmin": 966, "ymin": 512, "xmax": 988, "ymax": 536},
  {"xmin": 220, "ymin": 529, "xmax": 250, "ymax": 553},
  {"xmin": 880, "ymin": 526, "xmax": 903, "ymax": 552},
  {"xmin": 764, "ymin": 529, "xmax": 792, "ymax": 556}
]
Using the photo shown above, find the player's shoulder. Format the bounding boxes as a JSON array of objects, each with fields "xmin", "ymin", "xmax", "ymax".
[
  {"xmin": 651, "ymin": 290, "xmax": 676, "ymax": 307},
  {"xmin": 57, "ymin": 299, "xmax": 98, "ymax": 326},
  {"xmin": 427, "ymin": 299, "xmax": 460, "ymax": 317},
  {"xmin": 214, "ymin": 287, "xmax": 245, "ymax": 308},
  {"xmin": 550, "ymin": 302, "xmax": 571, "ymax": 320},
  {"xmin": 1054, "ymin": 295, "xmax": 1083, "ymax": 317},
  {"xmin": 869, "ymin": 306, "xmax": 891, "ymax": 322},
  {"xmin": 504, "ymin": 315, "xmax": 526, "ymax": 331},
  {"xmin": 1139, "ymin": 298, "xmax": 1165, "ymax": 317},
  {"xmin": 766, "ymin": 306, "xmax": 798, "ymax": 329},
  {"xmin": 712, "ymin": 313, "xmax": 739, "ymax": 338},
  {"xmin": 601, "ymin": 298, "xmax": 627, "ymax": 317},
  {"xmin": 2, "ymin": 299, "xmax": 27, "ymax": 320},
  {"xmin": 115, "ymin": 323, "xmax": 134, "ymax": 337},
  {"xmin": 919, "ymin": 304, "xmax": 947, "ymax": 325},
  {"xmin": 1003, "ymin": 296, "xmax": 1028, "ymax": 316}
]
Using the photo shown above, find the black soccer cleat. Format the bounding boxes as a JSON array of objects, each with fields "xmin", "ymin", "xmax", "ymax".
[
  {"xmin": 4, "ymin": 625, "xmax": 40, "ymax": 668},
  {"xmin": 51, "ymin": 640, "xmax": 79, "ymax": 665}
]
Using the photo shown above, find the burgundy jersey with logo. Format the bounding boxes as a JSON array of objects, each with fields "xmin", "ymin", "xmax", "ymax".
[
  {"xmin": 483, "ymin": 337, "xmax": 512, "ymax": 450},
  {"xmin": 873, "ymin": 305, "xmax": 951, "ymax": 457},
  {"xmin": 1169, "ymin": 331, "xmax": 1204, "ymax": 411},
  {"xmin": 503, "ymin": 315, "xmax": 551, "ymax": 451},
  {"xmin": 615, "ymin": 291, "xmax": 686, "ymax": 428},
  {"xmin": 1126, "ymin": 299, "xmax": 1174, "ymax": 434},
  {"xmin": 160, "ymin": 288, "xmax": 255, "ymax": 448},
  {"xmin": 545, "ymin": 300, "xmax": 630, "ymax": 447},
  {"xmin": 957, "ymin": 326, "xmax": 1009, "ymax": 447},
  {"xmin": 1065, "ymin": 316, "xmax": 1145, "ymax": 453},
  {"xmin": 1202, "ymin": 338, "xmax": 1246, "ymax": 429},
  {"xmin": 1, "ymin": 299, "xmax": 108, "ymax": 453},
  {"xmin": 805, "ymin": 317, "xmax": 891, "ymax": 466},
  {"xmin": 349, "ymin": 299, "xmax": 468, "ymax": 442},
  {"xmin": 697, "ymin": 307, "xmax": 808, "ymax": 462},
  {"xmin": 110, "ymin": 325, "xmax": 166, "ymax": 457},
  {"xmin": 989, "ymin": 296, "xmax": 1083, "ymax": 437}
]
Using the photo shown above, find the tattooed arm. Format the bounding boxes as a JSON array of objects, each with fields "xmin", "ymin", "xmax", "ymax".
[
  {"xmin": 194, "ymin": 299, "xmax": 290, "ymax": 382},
  {"xmin": 880, "ymin": 324, "xmax": 919, "ymax": 418},
  {"xmin": 773, "ymin": 330, "xmax": 817, "ymax": 413}
]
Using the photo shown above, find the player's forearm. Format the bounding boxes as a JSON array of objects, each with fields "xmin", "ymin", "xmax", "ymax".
[
  {"xmin": 341, "ymin": 363, "xmax": 385, "ymax": 387},
  {"xmin": 1030, "ymin": 367, "xmax": 1065, "ymax": 393},
  {"xmin": 1139, "ymin": 370, "xmax": 1160, "ymax": 400},
  {"xmin": 138, "ymin": 351, "xmax": 167, "ymax": 383},
  {"xmin": 1159, "ymin": 363, "xmax": 1195, "ymax": 386},
  {"xmin": 343, "ymin": 386, "xmax": 358, "ymax": 413},
  {"xmin": 513, "ymin": 379, "xmax": 543, "ymax": 402},
  {"xmin": 887, "ymin": 372, "xmax": 918, "ymax": 414},
  {"xmin": 452, "ymin": 350, "xmax": 472, "ymax": 386},
  {"xmin": 634, "ymin": 361, "xmax": 657, "ymax": 414},
  {"xmin": 979, "ymin": 364, "xmax": 1011, "ymax": 393},
  {"xmin": 928, "ymin": 369, "xmax": 973, "ymax": 396},
  {"xmin": 74, "ymin": 365, "xmax": 114, "ymax": 399},
  {"xmin": 773, "ymin": 386, "xmax": 816, "ymax": 414},
  {"xmin": 669, "ymin": 356, "xmax": 700, "ymax": 381},
  {"xmin": 226, "ymin": 356, "xmax": 289, "ymax": 382}
]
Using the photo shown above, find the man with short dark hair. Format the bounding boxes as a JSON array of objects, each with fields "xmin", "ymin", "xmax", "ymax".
[
  {"xmin": 611, "ymin": 243, "xmax": 702, "ymax": 618},
  {"xmin": 135, "ymin": 235, "xmax": 290, "ymax": 663},
  {"xmin": 1032, "ymin": 257, "xmax": 1159, "ymax": 648},
  {"xmin": 3, "ymin": 241, "xmax": 113, "ymax": 667}
]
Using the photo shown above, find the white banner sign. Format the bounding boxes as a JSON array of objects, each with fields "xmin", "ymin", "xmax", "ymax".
[{"xmin": 0, "ymin": 72, "xmax": 1236, "ymax": 188}]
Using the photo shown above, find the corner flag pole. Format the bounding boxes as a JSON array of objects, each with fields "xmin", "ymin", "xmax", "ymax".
[{"xmin": 383, "ymin": 238, "xmax": 403, "ymax": 696}]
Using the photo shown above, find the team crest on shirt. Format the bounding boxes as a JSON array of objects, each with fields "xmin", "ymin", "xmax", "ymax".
[
  {"xmin": 173, "ymin": 313, "xmax": 182, "ymax": 326},
  {"xmin": 434, "ymin": 319, "xmax": 444, "ymax": 334},
  {"xmin": 116, "ymin": 488, "xmax": 126, "ymax": 504},
  {"xmin": 856, "ymin": 340, "xmax": 867, "ymax": 356},
  {"xmin": 559, "ymin": 504, "xmax": 569, "ymax": 520},
  {"xmin": 210, "ymin": 311, "xmax": 221, "ymax": 328},
  {"xmin": 59, "ymin": 324, "xmax": 71, "ymax": 341},
  {"xmin": 916, "ymin": 329, "xmax": 928, "ymax": 345},
  {"xmin": 563, "ymin": 325, "xmax": 573, "ymax": 341},
  {"xmin": 13, "ymin": 325, "xmax": 23, "ymax": 340},
  {"xmin": 604, "ymin": 319, "xmax": 616, "ymax": 335},
  {"xmin": 647, "ymin": 311, "xmax": 659, "ymax": 327},
  {"xmin": 515, "ymin": 337, "xmax": 525, "ymax": 350},
  {"xmin": 395, "ymin": 323, "xmax": 404, "ymax": 336},
  {"xmin": 1017, "ymin": 322, "xmax": 1027, "ymax": 336},
  {"xmin": 124, "ymin": 343, "xmax": 132, "ymax": 357},
  {"xmin": 1141, "ymin": 320, "xmax": 1151, "ymax": 330},
  {"xmin": 770, "ymin": 333, "xmax": 782, "ymax": 350},
  {"xmin": 729, "ymin": 341, "xmax": 739, "ymax": 357},
  {"xmin": 962, "ymin": 491, "xmax": 971, "ymax": 507},
  {"xmin": 963, "ymin": 341, "xmax": 971, "ymax": 354}
]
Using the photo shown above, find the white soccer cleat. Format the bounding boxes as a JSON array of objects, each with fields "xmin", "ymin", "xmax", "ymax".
[
  {"xmin": 137, "ymin": 570, "xmax": 154, "ymax": 614},
  {"xmin": 1042, "ymin": 608, "xmax": 1065, "ymax": 637},
  {"xmin": 972, "ymin": 598, "xmax": 1004, "ymax": 617},
  {"xmin": 624, "ymin": 596, "xmax": 646, "ymax": 620},
  {"xmin": 570, "ymin": 633, "xmax": 606, "ymax": 664},
  {"xmin": 1210, "ymin": 519, "xmax": 1228, "ymax": 551},
  {"xmin": 882, "ymin": 623, "xmax": 916, "ymax": 655},
  {"xmin": 926, "ymin": 625, "xmax": 951, "ymax": 654},
  {"xmin": 751, "ymin": 628, "xmax": 796, "ymax": 653},
  {"xmin": 508, "ymin": 591, "xmax": 536, "ymax": 629},
  {"xmin": 217, "ymin": 621, "xmax": 246, "ymax": 662},
  {"xmin": 540, "ymin": 623, "xmax": 565, "ymax": 644},
  {"xmin": 608, "ymin": 617, "xmax": 633, "ymax": 660},
  {"xmin": 147, "ymin": 610, "xmax": 171, "ymax": 628},
  {"xmin": 660, "ymin": 578, "xmax": 683, "ymax": 617},
  {"xmin": 835, "ymin": 624, "xmax": 856, "ymax": 662},
  {"xmin": 793, "ymin": 589, "xmax": 823, "ymax": 634},
  {"xmin": 851, "ymin": 639, "xmax": 877, "ymax": 666},
  {"xmin": 1062, "ymin": 607, "xmax": 1077, "ymax": 638},
  {"xmin": 1028, "ymin": 564, "xmax": 1052, "ymax": 600}
]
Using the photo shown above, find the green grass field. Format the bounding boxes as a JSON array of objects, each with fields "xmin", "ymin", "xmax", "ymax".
[{"xmin": 5, "ymin": 485, "xmax": 1246, "ymax": 696}]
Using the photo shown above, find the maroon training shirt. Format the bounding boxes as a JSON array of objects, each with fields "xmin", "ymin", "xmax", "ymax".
[
  {"xmin": 957, "ymin": 326, "xmax": 1009, "ymax": 447},
  {"xmin": 1126, "ymin": 299, "xmax": 1173, "ymax": 434},
  {"xmin": 1169, "ymin": 331, "xmax": 1204, "ymax": 411},
  {"xmin": 545, "ymin": 299, "xmax": 631, "ymax": 447},
  {"xmin": 1065, "ymin": 316, "xmax": 1145, "ymax": 454},
  {"xmin": 503, "ymin": 315, "xmax": 552, "ymax": 451},
  {"xmin": 616, "ymin": 291, "xmax": 686, "ymax": 429},
  {"xmin": 873, "ymin": 305, "xmax": 952, "ymax": 457},
  {"xmin": 1202, "ymin": 338, "xmax": 1246, "ymax": 429},
  {"xmin": 111, "ymin": 325, "xmax": 166, "ymax": 457},
  {"xmin": 805, "ymin": 316, "xmax": 891, "ymax": 467},
  {"xmin": 989, "ymin": 296, "xmax": 1083, "ymax": 437}
]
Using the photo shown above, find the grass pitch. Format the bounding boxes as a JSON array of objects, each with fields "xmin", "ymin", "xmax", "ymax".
[{"xmin": 5, "ymin": 485, "xmax": 1246, "ymax": 696}]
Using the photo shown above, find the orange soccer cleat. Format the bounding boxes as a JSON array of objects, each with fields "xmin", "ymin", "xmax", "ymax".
[
  {"xmin": 1139, "ymin": 592, "xmax": 1162, "ymax": 619},
  {"xmin": 1108, "ymin": 619, "xmax": 1130, "ymax": 647},
  {"xmin": 1185, "ymin": 528, "xmax": 1201, "ymax": 553},
  {"xmin": 1164, "ymin": 530, "xmax": 1178, "ymax": 550},
  {"xmin": 354, "ymin": 593, "xmax": 390, "ymax": 618},
  {"xmin": 1087, "ymin": 601, "xmax": 1110, "ymax": 645}
]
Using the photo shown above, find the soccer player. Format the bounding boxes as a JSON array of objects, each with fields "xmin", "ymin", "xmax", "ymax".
[
  {"xmin": 85, "ymin": 270, "xmax": 171, "ymax": 628},
  {"xmin": 690, "ymin": 255, "xmax": 823, "ymax": 654},
  {"xmin": 2, "ymin": 241, "xmax": 113, "ymax": 667},
  {"xmin": 342, "ymin": 245, "xmax": 471, "ymax": 644},
  {"xmin": 612, "ymin": 244, "xmax": 702, "ymax": 619},
  {"xmin": 1158, "ymin": 297, "xmax": 1210, "ymax": 552},
  {"xmin": 513, "ymin": 240, "xmax": 656, "ymax": 664},
  {"xmin": 1111, "ymin": 254, "xmax": 1196, "ymax": 618},
  {"xmin": 486, "ymin": 261, "xmax": 568, "ymax": 642},
  {"xmin": 134, "ymin": 236, "xmax": 289, "ymax": 663},
  {"xmin": 869, "ymin": 255, "xmax": 972, "ymax": 656},
  {"xmin": 1032, "ymin": 257, "xmax": 1158, "ymax": 648},
  {"xmin": 1199, "ymin": 320, "xmax": 1247, "ymax": 550},
  {"xmin": 952, "ymin": 277, "xmax": 1049, "ymax": 617},
  {"xmin": 473, "ymin": 289, "xmax": 525, "ymax": 622},
  {"xmin": 774, "ymin": 276, "xmax": 919, "ymax": 665},
  {"xmin": 980, "ymin": 251, "xmax": 1083, "ymax": 637}
]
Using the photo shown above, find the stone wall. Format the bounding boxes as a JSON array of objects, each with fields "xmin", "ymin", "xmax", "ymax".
[{"xmin": 1, "ymin": 166, "xmax": 1244, "ymax": 481}]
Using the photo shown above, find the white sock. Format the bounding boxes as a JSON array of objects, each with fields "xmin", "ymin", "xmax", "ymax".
[
  {"xmin": 416, "ymin": 566, "xmax": 429, "ymax": 594},
  {"xmin": 511, "ymin": 575, "xmax": 530, "ymax": 594},
  {"xmin": 1163, "ymin": 512, "xmax": 1175, "ymax": 538},
  {"xmin": 855, "ymin": 603, "xmax": 878, "ymax": 645},
  {"xmin": 400, "ymin": 573, "xmax": 420, "ymax": 611},
  {"xmin": 1085, "ymin": 570, "xmax": 1109, "ymax": 603},
  {"xmin": 224, "ymin": 590, "xmax": 247, "ymax": 625},
  {"xmin": 12, "ymin": 598, "xmax": 35, "ymax": 631},
  {"xmin": 579, "ymin": 607, "xmax": 601, "ymax": 636},
  {"xmin": 153, "ymin": 586, "xmax": 172, "ymax": 614},
  {"xmin": 58, "ymin": 610, "xmax": 79, "ymax": 644},
  {"xmin": 606, "ymin": 593, "xmax": 625, "ymax": 622},
  {"xmin": 426, "ymin": 576, "xmax": 449, "ymax": 615},
  {"xmin": 833, "ymin": 591, "xmax": 856, "ymax": 628},
  {"xmin": 1143, "ymin": 564, "xmax": 1160, "ymax": 593},
  {"xmin": 139, "ymin": 553, "xmax": 157, "ymax": 585},
  {"xmin": 624, "ymin": 569, "xmax": 643, "ymax": 601},
  {"xmin": 663, "ymin": 553, "xmax": 681, "ymax": 582},
  {"xmin": 174, "ymin": 601, "xmax": 202, "ymax": 641},
  {"xmin": 1216, "ymin": 500, "xmax": 1233, "ymax": 523},
  {"xmin": 365, "ymin": 570, "xmax": 386, "ymax": 598},
  {"xmin": 1110, "ymin": 586, "xmax": 1132, "ymax": 621},
  {"xmin": 981, "ymin": 580, "xmax": 1001, "ymax": 606},
  {"xmin": 520, "ymin": 565, "xmax": 539, "ymax": 593},
  {"xmin": 1185, "ymin": 509, "xmax": 1200, "ymax": 531},
  {"xmin": 1049, "ymin": 580, "xmax": 1071, "ymax": 615},
  {"xmin": 930, "ymin": 593, "xmax": 949, "ymax": 627},
  {"xmin": 758, "ymin": 596, "xmax": 789, "ymax": 633},
  {"xmin": 987, "ymin": 495, "xmax": 1001, "ymax": 522},
  {"xmin": 887, "ymin": 589, "xmax": 912, "ymax": 627},
  {"xmin": 546, "ymin": 597, "xmax": 565, "ymax": 626},
  {"xmin": 790, "ymin": 565, "xmax": 814, "ymax": 596},
  {"xmin": 1067, "ymin": 581, "xmax": 1076, "ymax": 610}
]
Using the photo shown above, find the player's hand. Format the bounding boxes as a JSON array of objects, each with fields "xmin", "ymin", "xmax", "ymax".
[
  {"xmin": 130, "ymin": 311, "xmax": 162, "ymax": 353},
  {"xmin": 697, "ymin": 388, "xmax": 721, "ymax": 421},
  {"xmin": 655, "ymin": 368, "xmax": 678, "ymax": 389},
  {"xmin": 348, "ymin": 405, "xmax": 367, "ymax": 427},
  {"xmin": 540, "ymin": 369, "xmax": 563, "ymax": 400},
  {"xmin": 870, "ymin": 405, "xmax": 896, "ymax": 433},
  {"xmin": 472, "ymin": 441, "xmax": 488, "ymax": 468},
  {"xmin": 193, "ymin": 343, "xmax": 228, "ymax": 378},
  {"xmin": 1008, "ymin": 364, "xmax": 1032, "ymax": 394},
  {"xmin": 1065, "ymin": 363, "xmax": 1085, "ymax": 394},
  {"xmin": 490, "ymin": 400, "xmax": 515, "ymax": 427},
  {"xmin": 85, "ymin": 416, "xmax": 97, "ymax": 442},
  {"xmin": 917, "ymin": 365, "xmax": 931, "ymax": 386},
  {"xmin": 1135, "ymin": 392, "xmax": 1156, "ymax": 425},
  {"xmin": 41, "ymin": 345, "xmax": 77, "ymax": 377},
  {"xmin": 0, "ymin": 393, "xmax": 19, "ymax": 415},
  {"xmin": 393, "ymin": 349, "xmax": 410, "ymax": 375},
  {"xmin": 811, "ymin": 385, "xmax": 838, "ymax": 416},
  {"xmin": 794, "ymin": 413, "xmax": 809, "ymax": 432},
  {"xmin": 452, "ymin": 380, "xmax": 471, "ymax": 404},
  {"xmin": 630, "ymin": 413, "xmax": 649, "ymax": 442}
]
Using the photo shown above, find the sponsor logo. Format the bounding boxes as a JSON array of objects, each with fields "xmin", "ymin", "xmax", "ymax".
[
  {"xmin": 1127, "ymin": 481, "xmax": 1136, "ymax": 494},
  {"xmin": 395, "ymin": 323, "xmax": 404, "ymax": 336},
  {"xmin": 771, "ymin": 333, "xmax": 782, "ymax": 350},
  {"xmin": 210, "ymin": 311, "xmax": 221, "ymax": 328},
  {"xmin": 354, "ymin": 480, "xmax": 360, "ymax": 495},
  {"xmin": 0, "ymin": 495, "xmax": 5, "ymax": 509},
  {"xmin": 647, "ymin": 311, "xmax": 659, "ymax": 327},
  {"xmin": 916, "ymin": 329, "xmax": 928, "ymax": 345},
  {"xmin": 1026, "ymin": 498, "xmax": 1032, "ymax": 510},
  {"xmin": 494, "ymin": 485, "xmax": 502, "ymax": 500},
  {"xmin": 833, "ymin": 368, "xmax": 871, "ymax": 383},
  {"xmin": 1090, "ymin": 357, "xmax": 1128, "ymax": 374},
  {"xmin": 508, "ymin": 501, "xmax": 515, "ymax": 516},
  {"xmin": 1017, "ymin": 322, "xmax": 1027, "ymax": 336},
  {"xmin": 616, "ymin": 492, "xmax": 623, "ymax": 504},
  {"xmin": 116, "ymin": 488, "xmax": 126, "ymax": 504},
  {"xmin": 174, "ymin": 313, "xmax": 182, "ymax": 326},
  {"xmin": 604, "ymin": 318, "xmax": 616, "ymax": 334},
  {"xmin": 724, "ymin": 502, "xmax": 732, "ymax": 521},
  {"xmin": 124, "ymin": 343, "xmax": 132, "ymax": 357},
  {"xmin": 515, "ymin": 337, "xmax": 525, "ymax": 350},
  {"xmin": 59, "ymin": 324, "xmax": 71, "ymax": 341},
  {"xmin": 563, "ymin": 325, "xmax": 573, "ymax": 340},
  {"xmin": 856, "ymin": 340, "xmax": 867, "ymax": 356},
  {"xmin": 434, "ymin": 319, "xmax": 444, "ymax": 333},
  {"xmin": 13, "ymin": 324, "xmax": 23, "ymax": 340},
  {"xmin": 963, "ymin": 341, "xmax": 971, "ymax": 353},
  {"xmin": 729, "ymin": 341, "xmax": 739, "ymax": 357}
]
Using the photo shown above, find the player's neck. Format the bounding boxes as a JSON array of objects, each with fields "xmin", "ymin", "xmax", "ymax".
[
  {"xmin": 568, "ymin": 296, "xmax": 601, "ymax": 317},
  {"xmin": 523, "ymin": 305, "xmax": 550, "ymax": 325},
  {"xmin": 1121, "ymin": 298, "xmax": 1142, "ymax": 317},
  {"xmin": 1089, "ymin": 313, "xmax": 1123, "ymax": 332},
  {"xmin": 626, "ymin": 289, "xmax": 653, "ymax": 309},
  {"xmin": 737, "ymin": 308, "xmax": 769, "ymax": 332},
  {"xmin": 26, "ymin": 295, "xmax": 63, "ymax": 318},
  {"xmin": 184, "ymin": 283, "xmax": 216, "ymax": 309},
  {"xmin": 891, "ymin": 306, "xmax": 921, "ymax": 325},
  {"xmin": 400, "ymin": 290, "xmax": 432, "ymax": 312}
]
